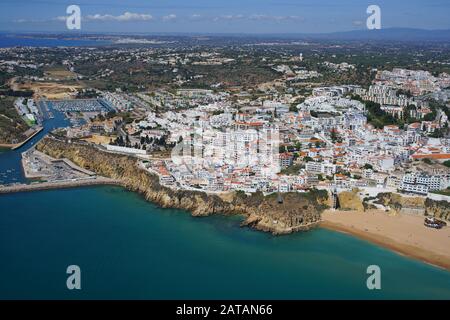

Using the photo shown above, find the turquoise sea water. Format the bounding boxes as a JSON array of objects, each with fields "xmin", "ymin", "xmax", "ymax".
[{"xmin": 0, "ymin": 186, "xmax": 449, "ymax": 299}]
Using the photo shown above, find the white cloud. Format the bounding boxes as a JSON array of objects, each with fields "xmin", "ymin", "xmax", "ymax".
[
  {"xmin": 13, "ymin": 13, "xmax": 304, "ymax": 25},
  {"xmin": 189, "ymin": 14, "xmax": 202, "ymax": 21},
  {"xmin": 249, "ymin": 14, "xmax": 304, "ymax": 22},
  {"xmin": 205, "ymin": 14, "xmax": 304, "ymax": 23},
  {"xmin": 14, "ymin": 16, "xmax": 67, "ymax": 23},
  {"xmin": 248, "ymin": 14, "xmax": 268, "ymax": 20},
  {"xmin": 277, "ymin": 15, "xmax": 304, "ymax": 22},
  {"xmin": 222, "ymin": 14, "xmax": 245, "ymax": 20},
  {"xmin": 212, "ymin": 14, "xmax": 245, "ymax": 22},
  {"xmin": 162, "ymin": 14, "xmax": 177, "ymax": 22},
  {"xmin": 54, "ymin": 16, "xmax": 67, "ymax": 22},
  {"xmin": 85, "ymin": 12, "xmax": 153, "ymax": 22}
]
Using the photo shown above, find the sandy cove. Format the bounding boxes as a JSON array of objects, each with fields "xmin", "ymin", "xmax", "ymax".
[{"xmin": 321, "ymin": 209, "xmax": 450, "ymax": 271}]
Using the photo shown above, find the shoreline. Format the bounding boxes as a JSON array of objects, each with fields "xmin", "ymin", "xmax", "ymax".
[
  {"xmin": 32, "ymin": 137, "xmax": 327, "ymax": 235},
  {"xmin": 0, "ymin": 177, "xmax": 122, "ymax": 194},
  {"xmin": 0, "ymin": 126, "xmax": 43, "ymax": 150},
  {"xmin": 2, "ymin": 177, "xmax": 450, "ymax": 272},
  {"xmin": 321, "ymin": 210, "xmax": 450, "ymax": 271},
  {"xmin": 17, "ymin": 136, "xmax": 450, "ymax": 270}
]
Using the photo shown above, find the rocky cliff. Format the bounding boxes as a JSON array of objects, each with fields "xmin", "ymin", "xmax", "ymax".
[
  {"xmin": 337, "ymin": 189, "xmax": 365, "ymax": 211},
  {"xmin": 36, "ymin": 137, "xmax": 329, "ymax": 234},
  {"xmin": 375, "ymin": 192, "xmax": 425, "ymax": 212},
  {"xmin": 424, "ymin": 198, "xmax": 450, "ymax": 221},
  {"xmin": 375, "ymin": 192, "xmax": 449, "ymax": 221}
]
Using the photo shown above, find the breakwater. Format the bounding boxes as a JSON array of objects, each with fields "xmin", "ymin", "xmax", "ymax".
[
  {"xmin": 0, "ymin": 177, "xmax": 121, "ymax": 194},
  {"xmin": 35, "ymin": 136, "xmax": 329, "ymax": 235}
]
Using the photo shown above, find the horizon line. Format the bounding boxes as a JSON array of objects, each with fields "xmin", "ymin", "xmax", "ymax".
[{"xmin": 2, "ymin": 27, "xmax": 450, "ymax": 37}]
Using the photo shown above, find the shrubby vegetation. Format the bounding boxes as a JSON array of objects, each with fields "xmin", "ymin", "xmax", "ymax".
[{"xmin": 0, "ymin": 96, "xmax": 28, "ymax": 144}]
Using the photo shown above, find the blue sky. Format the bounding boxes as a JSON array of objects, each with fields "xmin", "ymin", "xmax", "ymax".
[{"xmin": 0, "ymin": 0, "xmax": 449, "ymax": 34}]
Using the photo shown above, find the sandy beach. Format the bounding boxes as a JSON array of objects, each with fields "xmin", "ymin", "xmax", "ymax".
[{"xmin": 321, "ymin": 209, "xmax": 450, "ymax": 270}]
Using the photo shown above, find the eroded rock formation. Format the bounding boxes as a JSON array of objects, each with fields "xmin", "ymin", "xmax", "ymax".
[{"xmin": 36, "ymin": 137, "xmax": 329, "ymax": 234}]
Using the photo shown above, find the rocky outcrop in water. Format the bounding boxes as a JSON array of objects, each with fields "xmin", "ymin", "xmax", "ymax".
[{"xmin": 36, "ymin": 137, "xmax": 329, "ymax": 234}]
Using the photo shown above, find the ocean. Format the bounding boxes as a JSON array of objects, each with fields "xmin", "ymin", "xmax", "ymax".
[
  {"xmin": 0, "ymin": 35, "xmax": 110, "ymax": 48},
  {"xmin": 0, "ymin": 186, "xmax": 449, "ymax": 299}
]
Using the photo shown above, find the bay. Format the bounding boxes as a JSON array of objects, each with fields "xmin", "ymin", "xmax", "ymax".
[
  {"xmin": 0, "ymin": 186, "xmax": 449, "ymax": 299},
  {"xmin": 0, "ymin": 35, "xmax": 110, "ymax": 48}
]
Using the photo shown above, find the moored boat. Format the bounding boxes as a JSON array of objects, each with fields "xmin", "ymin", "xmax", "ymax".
[{"xmin": 424, "ymin": 217, "xmax": 447, "ymax": 229}]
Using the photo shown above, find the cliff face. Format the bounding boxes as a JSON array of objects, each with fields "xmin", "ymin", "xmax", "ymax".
[
  {"xmin": 425, "ymin": 198, "xmax": 450, "ymax": 221},
  {"xmin": 376, "ymin": 192, "xmax": 449, "ymax": 221},
  {"xmin": 337, "ymin": 189, "xmax": 365, "ymax": 211},
  {"xmin": 36, "ymin": 137, "xmax": 328, "ymax": 234},
  {"xmin": 376, "ymin": 192, "xmax": 425, "ymax": 213}
]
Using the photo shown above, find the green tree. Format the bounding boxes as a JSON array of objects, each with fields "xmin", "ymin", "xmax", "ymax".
[{"xmin": 443, "ymin": 160, "xmax": 450, "ymax": 168}]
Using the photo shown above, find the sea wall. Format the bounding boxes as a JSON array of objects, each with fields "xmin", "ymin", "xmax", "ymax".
[
  {"xmin": 36, "ymin": 136, "xmax": 329, "ymax": 235},
  {"xmin": 0, "ymin": 177, "xmax": 121, "ymax": 194}
]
